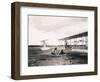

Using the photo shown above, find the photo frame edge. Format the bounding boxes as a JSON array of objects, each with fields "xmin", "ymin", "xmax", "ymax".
[{"xmin": 11, "ymin": 2, "xmax": 21, "ymax": 80}]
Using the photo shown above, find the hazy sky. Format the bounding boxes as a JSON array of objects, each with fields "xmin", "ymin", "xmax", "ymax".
[{"xmin": 28, "ymin": 15, "xmax": 88, "ymax": 45}]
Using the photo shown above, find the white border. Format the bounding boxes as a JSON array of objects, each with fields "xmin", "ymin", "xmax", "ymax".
[{"xmin": 20, "ymin": 7, "xmax": 95, "ymax": 75}]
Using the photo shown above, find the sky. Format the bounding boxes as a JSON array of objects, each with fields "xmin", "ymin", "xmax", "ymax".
[{"xmin": 28, "ymin": 15, "xmax": 88, "ymax": 45}]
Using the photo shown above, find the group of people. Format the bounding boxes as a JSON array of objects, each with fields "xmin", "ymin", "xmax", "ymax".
[{"xmin": 51, "ymin": 47, "xmax": 65, "ymax": 56}]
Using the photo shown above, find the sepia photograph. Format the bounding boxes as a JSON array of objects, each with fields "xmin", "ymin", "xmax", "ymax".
[{"xmin": 28, "ymin": 15, "xmax": 88, "ymax": 67}]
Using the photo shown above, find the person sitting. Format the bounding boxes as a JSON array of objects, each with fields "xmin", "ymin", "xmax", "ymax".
[
  {"xmin": 59, "ymin": 49, "xmax": 65, "ymax": 55},
  {"xmin": 51, "ymin": 48, "xmax": 57, "ymax": 55}
]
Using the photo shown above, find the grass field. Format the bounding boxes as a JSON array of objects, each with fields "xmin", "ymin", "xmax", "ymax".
[{"xmin": 28, "ymin": 46, "xmax": 88, "ymax": 66}]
